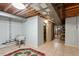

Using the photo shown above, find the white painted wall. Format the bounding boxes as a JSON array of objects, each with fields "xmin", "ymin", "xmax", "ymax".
[
  {"xmin": 0, "ymin": 16, "xmax": 23, "ymax": 44},
  {"xmin": 46, "ymin": 21, "xmax": 52, "ymax": 42},
  {"xmin": 0, "ymin": 15, "xmax": 44, "ymax": 48},
  {"xmin": 39, "ymin": 17, "xmax": 53, "ymax": 42},
  {"xmin": 10, "ymin": 21, "xmax": 23, "ymax": 40},
  {"xmin": 38, "ymin": 16, "xmax": 44, "ymax": 46},
  {"xmin": 23, "ymin": 16, "xmax": 38, "ymax": 48},
  {"xmin": 77, "ymin": 16, "xmax": 79, "ymax": 47},
  {"xmin": 65, "ymin": 17, "xmax": 78, "ymax": 47},
  {"xmin": 0, "ymin": 17, "xmax": 9, "ymax": 44},
  {"xmin": 0, "ymin": 15, "xmax": 53, "ymax": 48},
  {"xmin": 23, "ymin": 16, "xmax": 44, "ymax": 48}
]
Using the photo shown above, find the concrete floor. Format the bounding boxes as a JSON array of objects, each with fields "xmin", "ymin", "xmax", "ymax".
[{"xmin": 0, "ymin": 39, "xmax": 79, "ymax": 56}]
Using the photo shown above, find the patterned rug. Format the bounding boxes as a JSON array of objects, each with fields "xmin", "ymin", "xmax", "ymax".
[{"xmin": 5, "ymin": 48, "xmax": 45, "ymax": 56}]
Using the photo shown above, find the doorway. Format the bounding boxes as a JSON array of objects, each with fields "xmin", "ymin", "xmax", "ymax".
[
  {"xmin": 44, "ymin": 23, "xmax": 46, "ymax": 43},
  {"xmin": 51, "ymin": 23, "xmax": 54, "ymax": 40}
]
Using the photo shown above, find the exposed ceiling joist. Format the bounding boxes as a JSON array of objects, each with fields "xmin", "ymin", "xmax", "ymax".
[
  {"xmin": 16, "ymin": 9, "xmax": 26, "ymax": 15},
  {"xmin": 12, "ymin": 9, "xmax": 20, "ymax": 14},
  {"xmin": 65, "ymin": 8, "xmax": 79, "ymax": 12},
  {"xmin": 16, "ymin": 8, "xmax": 35, "ymax": 16},
  {"xmin": 0, "ymin": 3, "xmax": 57, "ymax": 24},
  {"xmin": 64, "ymin": 4, "xmax": 79, "ymax": 17},
  {"xmin": 65, "ymin": 5, "xmax": 79, "ymax": 10},
  {"xmin": 4, "ymin": 4, "xmax": 12, "ymax": 11},
  {"xmin": 16, "ymin": 4, "xmax": 30, "ymax": 15}
]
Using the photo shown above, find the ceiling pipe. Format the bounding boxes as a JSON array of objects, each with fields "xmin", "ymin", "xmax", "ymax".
[{"xmin": 47, "ymin": 4, "xmax": 62, "ymax": 25}]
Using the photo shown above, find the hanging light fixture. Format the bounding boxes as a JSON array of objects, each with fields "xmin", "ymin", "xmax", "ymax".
[{"xmin": 12, "ymin": 3, "xmax": 25, "ymax": 9}]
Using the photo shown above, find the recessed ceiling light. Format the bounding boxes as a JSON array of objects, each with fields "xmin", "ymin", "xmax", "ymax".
[{"xmin": 12, "ymin": 3, "xmax": 25, "ymax": 9}]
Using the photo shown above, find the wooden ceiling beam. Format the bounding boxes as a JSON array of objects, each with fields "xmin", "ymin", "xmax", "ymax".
[
  {"xmin": 65, "ymin": 12, "xmax": 79, "ymax": 14},
  {"xmin": 65, "ymin": 4, "xmax": 79, "ymax": 18},
  {"xmin": 27, "ymin": 12, "xmax": 37, "ymax": 16},
  {"xmin": 16, "ymin": 4, "xmax": 30, "ymax": 15},
  {"xmin": 27, "ymin": 10, "xmax": 40, "ymax": 17},
  {"xmin": 0, "ymin": 3, "xmax": 48, "ymax": 19},
  {"xmin": 27, "ymin": 10, "xmax": 38, "ymax": 14},
  {"xmin": 4, "ymin": 4, "xmax": 12, "ymax": 11},
  {"xmin": 16, "ymin": 8, "xmax": 35, "ymax": 16},
  {"xmin": 12, "ymin": 9, "xmax": 20, "ymax": 14},
  {"xmin": 65, "ymin": 8, "xmax": 79, "ymax": 12},
  {"xmin": 26, "ymin": 8, "xmax": 35, "ymax": 13},
  {"xmin": 65, "ymin": 4, "xmax": 79, "ymax": 10},
  {"xmin": 25, "ymin": 9, "xmax": 39, "ymax": 16},
  {"xmin": 65, "ymin": 12, "xmax": 79, "ymax": 17},
  {"xmin": 65, "ymin": 9, "xmax": 79, "ymax": 13}
]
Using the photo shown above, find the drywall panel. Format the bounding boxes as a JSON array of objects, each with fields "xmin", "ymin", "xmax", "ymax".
[
  {"xmin": 46, "ymin": 21, "xmax": 52, "ymax": 42},
  {"xmin": 65, "ymin": 17, "xmax": 78, "ymax": 46},
  {"xmin": 10, "ymin": 21, "xmax": 23, "ymax": 40},
  {"xmin": 77, "ymin": 16, "xmax": 79, "ymax": 47},
  {"xmin": 0, "ymin": 16, "xmax": 23, "ymax": 44},
  {"xmin": 23, "ymin": 16, "xmax": 38, "ymax": 48},
  {"xmin": 38, "ymin": 16, "xmax": 44, "ymax": 46},
  {"xmin": 0, "ymin": 19, "xmax": 9, "ymax": 44},
  {"xmin": 41, "ymin": 18, "xmax": 53, "ymax": 42}
]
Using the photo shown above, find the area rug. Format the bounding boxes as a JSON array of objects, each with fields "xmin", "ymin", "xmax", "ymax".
[{"xmin": 5, "ymin": 48, "xmax": 45, "ymax": 56}]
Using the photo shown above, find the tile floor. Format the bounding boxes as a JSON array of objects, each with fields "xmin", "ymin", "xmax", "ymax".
[{"xmin": 0, "ymin": 39, "xmax": 79, "ymax": 56}]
